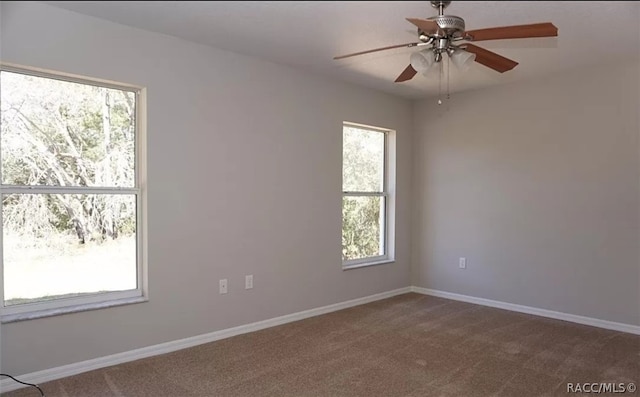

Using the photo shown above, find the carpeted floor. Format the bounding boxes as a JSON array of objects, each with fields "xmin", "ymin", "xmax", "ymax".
[{"xmin": 3, "ymin": 293, "xmax": 639, "ymax": 397}]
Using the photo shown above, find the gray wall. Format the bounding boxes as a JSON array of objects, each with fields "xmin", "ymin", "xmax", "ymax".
[
  {"xmin": 0, "ymin": 2, "xmax": 413, "ymax": 375},
  {"xmin": 412, "ymin": 60, "xmax": 640, "ymax": 326},
  {"xmin": 2, "ymin": 0, "xmax": 639, "ymax": 380}
]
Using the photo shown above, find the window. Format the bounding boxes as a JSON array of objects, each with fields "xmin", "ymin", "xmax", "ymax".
[
  {"xmin": 0, "ymin": 66, "xmax": 145, "ymax": 320},
  {"xmin": 342, "ymin": 122, "xmax": 395, "ymax": 269}
]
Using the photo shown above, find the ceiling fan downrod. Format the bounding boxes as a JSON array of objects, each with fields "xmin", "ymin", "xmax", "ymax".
[{"xmin": 430, "ymin": 1, "xmax": 450, "ymax": 16}]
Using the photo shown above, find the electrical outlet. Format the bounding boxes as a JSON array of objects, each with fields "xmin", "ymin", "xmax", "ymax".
[
  {"xmin": 245, "ymin": 275, "xmax": 253, "ymax": 290},
  {"xmin": 219, "ymin": 279, "xmax": 228, "ymax": 294},
  {"xmin": 459, "ymin": 257, "xmax": 466, "ymax": 269}
]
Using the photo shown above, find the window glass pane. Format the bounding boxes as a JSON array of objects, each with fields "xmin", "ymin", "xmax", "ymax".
[
  {"xmin": 342, "ymin": 196, "xmax": 385, "ymax": 261},
  {"xmin": 0, "ymin": 71, "xmax": 136, "ymax": 187},
  {"xmin": 3, "ymin": 193, "xmax": 137, "ymax": 306},
  {"xmin": 342, "ymin": 126, "xmax": 384, "ymax": 192}
]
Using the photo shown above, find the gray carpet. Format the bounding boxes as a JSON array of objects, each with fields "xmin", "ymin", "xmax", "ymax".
[{"xmin": 3, "ymin": 293, "xmax": 639, "ymax": 396}]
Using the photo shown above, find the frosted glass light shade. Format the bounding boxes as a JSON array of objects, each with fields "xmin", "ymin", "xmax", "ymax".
[
  {"xmin": 450, "ymin": 49, "xmax": 476, "ymax": 71},
  {"xmin": 410, "ymin": 50, "xmax": 436, "ymax": 74}
]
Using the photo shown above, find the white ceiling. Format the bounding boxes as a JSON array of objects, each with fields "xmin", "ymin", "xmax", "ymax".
[{"xmin": 45, "ymin": 1, "xmax": 640, "ymax": 99}]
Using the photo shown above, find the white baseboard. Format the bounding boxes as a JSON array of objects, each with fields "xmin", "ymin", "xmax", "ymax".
[
  {"xmin": 5, "ymin": 285, "xmax": 636, "ymax": 392},
  {"xmin": 0, "ymin": 287, "xmax": 411, "ymax": 393},
  {"xmin": 410, "ymin": 286, "xmax": 640, "ymax": 335}
]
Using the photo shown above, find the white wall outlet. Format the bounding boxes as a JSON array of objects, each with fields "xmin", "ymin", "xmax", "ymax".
[
  {"xmin": 459, "ymin": 257, "xmax": 467, "ymax": 269},
  {"xmin": 245, "ymin": 275, "xmax": 253, "ymax": 290},
  {"xmin": 219, "ymin": 279, "xmax": 228, "ymax": 294}
]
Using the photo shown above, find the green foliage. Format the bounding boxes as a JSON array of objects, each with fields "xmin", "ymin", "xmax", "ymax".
[{"xmin": 342, "ymin": 196, "xmax": 383, "ymax": 261}]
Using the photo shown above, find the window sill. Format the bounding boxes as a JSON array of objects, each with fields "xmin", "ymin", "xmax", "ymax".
[
  {"xmin": 1, "ymin": 296, "xmax": 148, "ymax": 323},
  {"xmin": 342, "ymin": 259, "xmax": 395, "ymax": 271}
]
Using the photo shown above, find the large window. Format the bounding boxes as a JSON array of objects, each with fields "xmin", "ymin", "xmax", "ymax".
[
  {"xmin": 342, "ymin": 123, "xmax": 394, "ymax": 269},
  {"xmin": 0, "ymin": 66, "xmax": 145, "ymax": 320}
]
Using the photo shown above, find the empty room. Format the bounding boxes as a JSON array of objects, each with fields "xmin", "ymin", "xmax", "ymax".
[{"xmin": 0, "ymin": 1, "xmax": 638, "ymax": 396}]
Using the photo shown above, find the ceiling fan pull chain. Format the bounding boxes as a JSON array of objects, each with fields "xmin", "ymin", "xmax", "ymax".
[
  {"xmin": 438, "ymin": 59, "xmax": 443, "ymax": 105},
  {"xmin": 447, "ymin": 56, "xmax": 451, "ymax": 102}
]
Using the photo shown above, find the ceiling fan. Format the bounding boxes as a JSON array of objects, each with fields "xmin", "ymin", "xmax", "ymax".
[{"xmin": 333, "ymin": 1, "xmax": 558, "ymax": 83}]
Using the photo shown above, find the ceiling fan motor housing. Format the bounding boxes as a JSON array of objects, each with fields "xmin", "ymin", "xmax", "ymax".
[{"xmin": 427, "ymin": 15, "xmax": 466, "ymax": 39}]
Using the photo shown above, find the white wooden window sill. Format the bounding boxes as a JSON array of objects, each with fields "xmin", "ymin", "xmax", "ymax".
[
  {"xmin": 1, "ymin": 296, "xmax": 148, "ymax": 323},
  {"xmin": 343, "ymin": 259, "xmax": 395, "ymax": 270}
]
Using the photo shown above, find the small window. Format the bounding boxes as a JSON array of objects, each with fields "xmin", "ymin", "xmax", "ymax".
[
  {"xmin": 342, "ymin": 123, "xmax": 395, "ymax": 269},
  {"xmin": 0, "ymin": 66, "xmax": 145, "ymax": 319}
]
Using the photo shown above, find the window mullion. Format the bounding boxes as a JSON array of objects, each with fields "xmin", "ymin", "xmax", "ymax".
[
  {"xmin": 342, "ymin": 191, "xmax": 385, "ymax": 197},
  {"xmin": 0, "ymin": 186, "xmax": 139, "ymax": 195}
]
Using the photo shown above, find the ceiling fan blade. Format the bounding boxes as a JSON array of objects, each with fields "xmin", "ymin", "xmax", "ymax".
[
  {"xmin": 406, "ymin": 18, "xmax": 439, "ymax": 34},
  {"xmin": 333, "ymin": 42, "xmax": 418, "ymax": 60},
  {"xmin": 465, "ymin": 22, "xmax": 558, "ymax": 42},
  {"xmin": 462, "ymin": 44, "xmax": 518, "ymax": 73},
  {"xmin": 395, "ymin": 65, "xmax": 417, "ymax": 83}
]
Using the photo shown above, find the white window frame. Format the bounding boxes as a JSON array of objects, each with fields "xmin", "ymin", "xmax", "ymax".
[
  {"xmin": 342, "ymin": 122, "xmax": 396, "ymax": 270},
  {"xmin": 0, "ymin": 64, "xmax": 148, "ymax": 322}
]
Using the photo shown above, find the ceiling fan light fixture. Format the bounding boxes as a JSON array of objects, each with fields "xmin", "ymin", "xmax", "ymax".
[
  {"xmin": 449, "ymin": 48, "xmax": 476, "ymax": 71},
  {"xmin": 410, "ymin": 49, "xmax": 436, "ymax": 74}
]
